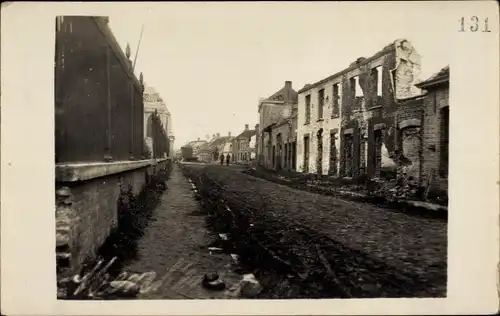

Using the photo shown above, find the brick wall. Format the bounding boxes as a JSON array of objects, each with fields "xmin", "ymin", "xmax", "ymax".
[
  {"xmin": 421, "ymin": 85, "xmax": 449, "ymax": 191},
  {"xmin": 396, "ymin": 97, "xmax": 424, "ymax": 184},
  {"xmin": 340, "ymin": 50, "xmax": 398, "ymax": 178},
  {"xmin": 56, "ymin": 160, "xmax": 170, "ymax": 280}
]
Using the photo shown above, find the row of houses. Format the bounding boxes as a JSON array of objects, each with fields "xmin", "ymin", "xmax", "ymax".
[
  {"xmin": 183, "ymin": 126, "xmax": 259, "ymax": 164},
  {"xmin": 256, "ymin": 39, "xmax": 449, "ymax": 194}
]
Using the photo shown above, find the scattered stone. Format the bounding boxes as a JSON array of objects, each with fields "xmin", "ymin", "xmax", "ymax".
[
  {"xmin": 116, "ymin": 271, "xmax": 129, "ymax": 281},
  {"xmin": 136, "ymin": 272, "xmax": 157, "ymax": 293},
  {"xmin": 145, "ymin": 279, "xmax": 164, "ymax": 294},
  {"xmin": 219, "ymin": 233, "xmax": 229, "ymax": 241},
  {"xmin": 239, "ymin": 274, "xmax": 262, "ymax": 298},
  {"xmin": 202, "ymin": 274, "xmax": 226, "ymax": 291},
  {"xmin": 208, "ymin": 247, "xmax": 224, "ymax": 253},
  {"xmin": 109, "ymin": 280, "xmax": 140, "ymax": 297},
  {"xmin": 230, "ymin": 254, "xmax": 240, "ymax": 264},
  {"xmin": 127, "ymin": 273, "xmax": 142, "ymax": 284},
  {"xmin": 203, "ymin": 273, "xmax": 219, "ymax": 283}
]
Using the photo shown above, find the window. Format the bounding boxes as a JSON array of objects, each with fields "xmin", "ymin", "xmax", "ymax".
[
  {"xmin": 351, "ymin": 76, "xmax": 363, "ymax": 110},
  {"xmin": 305, "ymin": 95, "xmax": 311, "ymax": 124},
  {"xmin": 373, "ymin": 66, "xmax": 383, "ymax": 97},
  {"xmin": 354, "ymin": 76, "xmax": 363, "ymax": 97},
  {"xmin": 332, "ymin": 83, "xmax": 340, "ymax": 117},
  {"xmin": 318, "ymin": 89, "xmax": 324, "ymax": 119}
]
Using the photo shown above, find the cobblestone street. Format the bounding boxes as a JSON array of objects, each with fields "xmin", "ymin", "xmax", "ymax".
[
  {"xmin": 84, "ymin": 162, "xmax": 447, "ymax": 299},
  {"xmin": 117, "ymin": 164, "xmax": 242, "ymax": 299},
  {"xmin": 179, "ymin": 163, "xmax": 447, "ymax": 298}
]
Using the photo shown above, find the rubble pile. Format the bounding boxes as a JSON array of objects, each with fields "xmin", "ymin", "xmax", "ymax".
[
  {"xmin": 368, "ymin": 179, "xmax": 419, "ymax": 200},
  {"xmin": 243, "ymin": 167, "xmax": 448, "ymax": 215},
  {"xmin": 57, "ymin": 257, "xmax": 163, "ymax": 300}
]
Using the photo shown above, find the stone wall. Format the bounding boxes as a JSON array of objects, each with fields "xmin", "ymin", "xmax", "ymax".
[{"xmin": 56, "ymin": 159, "xmax": 171, "ymax": 280}]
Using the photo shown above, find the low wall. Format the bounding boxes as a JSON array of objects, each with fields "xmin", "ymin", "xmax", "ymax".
[{"xmin": 55, "ymin": 158, "xmax": 171, "ymax": 280}]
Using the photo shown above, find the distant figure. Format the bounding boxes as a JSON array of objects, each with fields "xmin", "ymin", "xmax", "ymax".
[
  {"xmin": 220, "ymin": 154, "xmax": 224, "ymax": 165},
  {"xmin": 226, "ymin": 154, "xmax": 230, "ymax": 166}
]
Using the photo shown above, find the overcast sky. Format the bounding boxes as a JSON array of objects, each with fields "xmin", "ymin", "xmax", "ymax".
[{"xmin": 108, "ymin": 2, "xmax": 451, "ymax": 149}]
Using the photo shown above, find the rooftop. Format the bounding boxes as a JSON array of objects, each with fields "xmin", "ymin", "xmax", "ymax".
[
  {"xmin": 235, "ymin": 129, "xmax": 257, "ymax": 139},
  {"xmin": 260, "ymin": 81, "xmax": 298, "ymax": 104},
  {"xmin": 415, "ymin": 66, "xmax": 449, "ymax": 89}
]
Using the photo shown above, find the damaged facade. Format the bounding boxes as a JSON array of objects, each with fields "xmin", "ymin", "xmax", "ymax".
[
  {"xmin": 256, "ymin": 81, "xmax": 298, "ymax": 171},
  {"xmin": 297, "ymin": 39, "xmax": 424, "ymax": 179},
  {"xmin": 296, "ymin": 73, "xmax": 343, "ymax": 176}
]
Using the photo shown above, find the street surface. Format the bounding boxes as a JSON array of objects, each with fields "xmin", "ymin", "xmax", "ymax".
[
  {"xmin": 116, "ymin": 163, "xmax": 447, "ymax": 299},
  {"xmin": 118, "ymin": 165, "xmax": 242, "ymax": 299}
]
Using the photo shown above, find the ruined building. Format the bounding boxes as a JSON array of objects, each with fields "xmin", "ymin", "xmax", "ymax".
[
  {"xmin": 297, "ymin": 39, "xmax": 424, "ymax": 179},
  {"xmin": 257, "ymin": 81, "xmax": 298, "ymax": 171}
]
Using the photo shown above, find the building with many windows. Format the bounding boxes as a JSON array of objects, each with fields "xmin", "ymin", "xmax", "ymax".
[{"xmin": 297, "ymin": 39, "xmax": 423, "ymax": 179}]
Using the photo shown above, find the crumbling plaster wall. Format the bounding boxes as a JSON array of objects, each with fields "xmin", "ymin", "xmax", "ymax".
[
  {"xmin": 339, "ymin": 39, "xmax": 422, "ymax": 178},
  {"xmin": 296, "ymin": 80, "xmax": 342, "ymax": 175}
]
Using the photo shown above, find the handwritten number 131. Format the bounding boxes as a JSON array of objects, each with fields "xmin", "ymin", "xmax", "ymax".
[{"xmin": 460, "ymin": 17, "xmax": 491, "ymax": 32}]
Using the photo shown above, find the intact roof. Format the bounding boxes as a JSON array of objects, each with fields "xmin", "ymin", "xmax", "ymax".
[
  {"xmin": 266, "ymin": 86, "xmax": 298, "ymax": 103},
  {"xmin": 236, "ymin": 129, "xmax": 257, "ymax": 139},
  {"xmin": 415, "ymin": 66, "xmax": 449, "ymax": 89},
  {"xmin": 197, "ymin": 142, "xmax": 211, "ymax": 153},
  {"xmin": 261, "ymin": 82, "xmax": 298, "ymax": 104},
  {"xmin": 297, "ymin": 39, "xmax": 407, "ymax": 94},
  {"xmin": 208, "ymin": 136, "xmax": 232, "ymax": 149}
]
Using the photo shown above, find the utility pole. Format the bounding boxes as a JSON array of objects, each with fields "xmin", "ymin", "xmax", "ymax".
[{"xmin": 132, "ymin": 24, "xmax": 145, "ymax": 73}]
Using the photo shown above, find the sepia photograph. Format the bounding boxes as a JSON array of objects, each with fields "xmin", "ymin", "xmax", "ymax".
[
  {"xmin": 54, "ymin": 11, "xmax": 449, "ymax": 301},
  {"xmin": 1, "ymin": 1, "xmax": 499, "ymax": 315}
]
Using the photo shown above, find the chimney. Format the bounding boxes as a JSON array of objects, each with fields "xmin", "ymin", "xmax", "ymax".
[
  {"xmin": 217, "ymin": 133, "xmax": 220, "ymax": 138},
  {"xmin": 228, "ymin": 132, "xmax": 231, "ymax": 137},
  {"xmin": 285, "ymin": 81, "xmax": 292, "ymax": 89},
  {"xmin": 245, "ymin": 124, "xmax": 249, "ymax": 130}
]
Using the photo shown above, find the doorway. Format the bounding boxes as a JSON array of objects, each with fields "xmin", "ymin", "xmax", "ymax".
[{"xmin": 304, "ymin": 135, "xmax": 310, "ymax": 173}]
